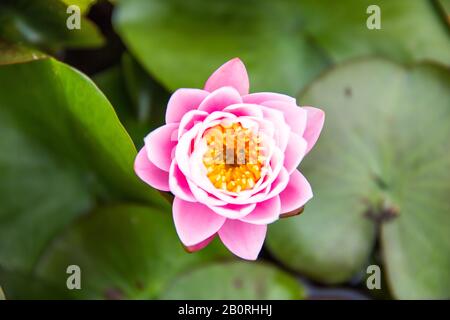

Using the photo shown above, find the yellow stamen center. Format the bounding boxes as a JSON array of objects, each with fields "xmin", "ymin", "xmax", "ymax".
[{"xmin": 202, "ymin": 121, "xmax": 265, "ymax": 193}]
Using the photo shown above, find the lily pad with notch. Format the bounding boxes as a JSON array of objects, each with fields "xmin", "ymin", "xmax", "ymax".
[{"xmin": 267, "ymin": 58, "xmax": 450, "ymax": 299}]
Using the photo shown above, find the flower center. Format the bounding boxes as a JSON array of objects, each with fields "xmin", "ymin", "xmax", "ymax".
[{"xmin": 202, "ymin": 121, "xmax": 264, "ymax": 192}]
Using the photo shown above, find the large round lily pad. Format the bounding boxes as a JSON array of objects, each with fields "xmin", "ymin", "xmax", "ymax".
[
  {"xmin": 34, "ymin": 204, "xmax": 231, "ymax": 299},
  {"xmin": 0, "ymin": 58, "xmax": 164, "ymax": 273},
  {"xmin": 114, "ymin": 0, "xmax": 450, "ymax": 95},
  {"xmin": 267, "ymin": 58, "xmax": 450, "ymax": 299},
  {"xmin": 161, "ymin": 261, "xmax": 305, "ymax": 299}
]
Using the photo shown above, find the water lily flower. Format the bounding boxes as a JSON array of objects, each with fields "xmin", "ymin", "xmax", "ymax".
[{"xmin": 135, "ymin": 58, "xmax": 324, "ymax": 260}]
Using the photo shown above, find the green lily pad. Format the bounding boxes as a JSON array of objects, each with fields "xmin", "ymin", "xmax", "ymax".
[
  {"xmin": 161, "ymin": 261, "xmax": 305, "ymax": 299},
  {"xmin": 0, "ymin": 268, "xmax": 73, "ymax": 299},
  {"xmin": 34, "ymin": 204, "xmax": 231, "ymax": 299},
  {"xmin": 267, "ymin": 58, "xmax": 450, "ymax": 299},
  {"xmin": 0, "ymin": 40, "xmax": 46, "ymax": 65},
  {"xmin": 93, "ymin": 55, "xmax": 169, "ymax": 148},
  {"xmin": 93, "ymin": 65, "xmax": 145, "ymax": 146},
  {"xmin": 114, "ymin": 0, "xmax": 450, "ymax": 95},
  {"xmin": 121, "ymin": 54, "xmax": 168, "ymax": 129},
  {"xmin": 0, "ymin": 0, "xmax": 104, "ymax": 51},
  {"xmin": 0, "ymin": 58, "xmax": 163, "ymax": 273}
]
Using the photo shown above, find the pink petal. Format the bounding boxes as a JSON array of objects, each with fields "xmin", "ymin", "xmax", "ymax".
[
  {"xmin": 209, "ymin": 203, "xmax": 256, "ymax": 219},
  {"xmin": 197, "ymin": 111, "xmax": 236, "ymax": 134},
  {"xmin": 134, "ymin": 146, "xmax": 169, "ymax": 191},
  {"xmin": 242, "ymin": 92, "xmax": 296, "ymax": 105},
  {"xmin": 244, "ymin": 116, "xmax": 275, "ymax": 139},
  {"xmin": 261, "ymin": 148, "xmax": 286, "ymax": 195},
  {"xmin": 178, "ymin": 109, "xmax": 208, "ymax": 139},
  {"xmin": 284, "ymin": 133, "xmax": 307, "ymax": 174},
  {"xmin": 169, "ymin": 160, "xmax": 196, "ymax": 202},
  {"xmin": 261, "ymin": 100, "xmax": 307, "ymax": 136},
  {"xmin": 175, "ymin": 122, "xmax": 202, "ymax": 176},
  {"xmin": 265, "ymin": 167, "xmax": 290, "ymax": 199},
  {"xmin": 173, "ymin": 197, "xmax": 226, "ymax": 246},
  {"xmin": 240, "ymin": 196, "xmax": 281, "ymax": 225},
  {"xmin": 303, "ymin": 106, "xmax": 325, "ymax": 154},
  {"xmin": 202, "ymin": 110, "xmax": 237, "ymax": 123},
  {"xmin": 184, "ymin": 234, "xmax": 216, "ymax": 253},
  {"xmin": 259, "ymin": 106, "xmax": 290, "ymax": 151},
  {"xmin": 166, "ymin": 89, "xmax": 209, "ymax": 123},
  {"xmin": 218, "ymin": 219, "xmax": 267, "ymax": 260},
  {"xmin": 198, "ymin": 87, "xmax": 242, "ymax": 114},
  {"xmin": 223, "ymin": 103, "xmax": 264, "ymax": 118},
  {"xmin": 279, "ymin": 170, "xmax": 313, "ymax": 214},
  {"xmin": 204, "ymin": 58, "xmax": 249, "ymax": 95},
  {"xmin": 187, "ymin": 178, "xmax": 227, "ymax": 207},
  {"xmin": 144, "ymin": 123, "xmax": 178, "ymax": 172}
]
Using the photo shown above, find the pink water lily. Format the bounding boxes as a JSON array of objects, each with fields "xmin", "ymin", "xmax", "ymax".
[{"xmin": 135, "ymin": 58, "xmax": 324, "ymax": 260}]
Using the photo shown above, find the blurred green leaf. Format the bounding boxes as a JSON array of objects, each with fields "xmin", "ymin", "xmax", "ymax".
[
  {"xmin": 0, "ymin": 286, "xmax": 5, "ymax": 300},
  {"xmin": 268, "ymin": 58, "xmax": 450, "ymax": 299},
  {"xmin": 0, "ymin": 58, "xmax": 163, "ymax": 273},
  {"xmin": 93, "ymin": 65, "xmax": 144, "ymax": 146},
  {"xmin": 0, "ymin": 268, "xmax": 73, "ymax": 299},
  {"xmin": 93, "ymin": 55, "xmax": 169, "ymax": 148},
  {"xmin": 437, "ymin": 0, "xmax": 450, "ymax": 18},
  {"xmin": 0, "ymin": 40, "xmax": 46, "ymax": 65},
  {"xmin": 121, "ymin": 53, "xmax": 168, "ymax": 126},
  {"xmin": 62, "ymin": 0, "xmax": 97, "ymax": 14},
  {"xmin": 114, "ymin": 0, "xmax": 450, "ymax": 95},
  {"xmin": 34, "ymin": 204, "xmax": 231, "ymax": 299},
  {"xmin": 0, "ymin": 0, "xmax": 104, "ymax": 51},
  {"xmin": 161, "ymin": 261, "xmax": 305, "ymax": 299}
]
